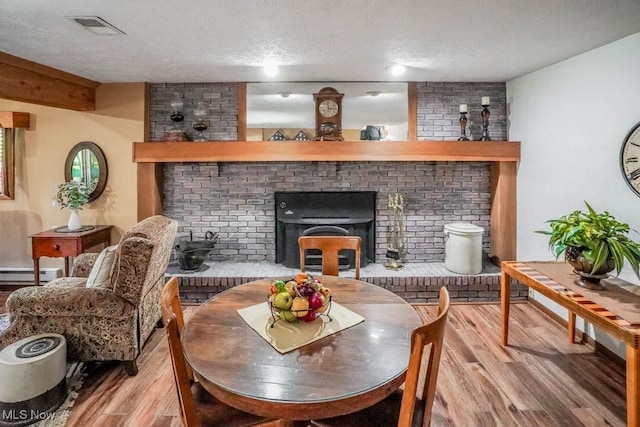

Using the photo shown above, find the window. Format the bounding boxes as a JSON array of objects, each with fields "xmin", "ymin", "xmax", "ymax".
[{"xmin": 0, "ymin": 126, "xmax": 15, "ymax": 200}]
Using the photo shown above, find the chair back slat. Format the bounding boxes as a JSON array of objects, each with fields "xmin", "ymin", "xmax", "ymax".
[
  {"xmin": 161, "ymin": 277, "xmax": 197, "ymax": 427},
  {"xmin": 398, "ymin": 286, "xmax": 450, "ymax": 427},
  {"xmin": 298, "ymin": 236, "xmax": 362, "ymax": 279}
]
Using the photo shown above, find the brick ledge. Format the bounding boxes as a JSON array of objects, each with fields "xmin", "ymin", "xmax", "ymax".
[{"xmin": 165, "ymin": 261, "xmax": 528, "ymax": 304}]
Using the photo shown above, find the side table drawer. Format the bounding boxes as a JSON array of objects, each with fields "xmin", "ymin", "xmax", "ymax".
[{"xmin": 32, "ymin": 239, "xmax": 77, "ymax": 257}]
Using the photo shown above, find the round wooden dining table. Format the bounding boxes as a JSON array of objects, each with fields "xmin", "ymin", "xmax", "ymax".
[{"xmin": 181, "ymin": 275, "xmax": 422, "ymax": 421}]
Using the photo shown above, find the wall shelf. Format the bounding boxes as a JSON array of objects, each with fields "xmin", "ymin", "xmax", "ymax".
[{"xmin": 132, "ymin": 140, "xmax": 520, "ymax": 163}]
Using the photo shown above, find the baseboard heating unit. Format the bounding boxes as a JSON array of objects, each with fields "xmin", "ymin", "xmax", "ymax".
[{"xmin": 0, "ymin": 267, "xmax": 62, "ymax": 283}]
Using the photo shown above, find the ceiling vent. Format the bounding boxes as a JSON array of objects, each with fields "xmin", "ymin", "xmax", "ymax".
[{"xmin": 66, "ymin": 16, "xmax": 125, "ymax": 35}]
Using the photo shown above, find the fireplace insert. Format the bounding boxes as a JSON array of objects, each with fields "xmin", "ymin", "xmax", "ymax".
[{"xmin": 275, "ymin": 191, "xmax": 376, "ymax": 269}]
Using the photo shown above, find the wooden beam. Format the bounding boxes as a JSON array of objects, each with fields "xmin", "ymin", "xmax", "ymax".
[
  {"xmin": 143, "ymin": 83, "xmax": 150, "ymax": 141},
  {"xmin": 237, "ymin": 82, "xmax": 247, "ymax": 141},
  {"xmin": 490, "ymin": 161, "xmax": 518, "ymax": 263},
  {"xmin": 0, "ymin": 112, "xmax": 29, "ymax": 128},
  {"xmin": 133, "ymin": 140, "xmax": 521, "ymax": 163},
  {"xmin": 0, "ymin": 51, "xmax": 99, "ymax": 111},
  {"xmin": 407, "ymin": 82, "xmax": 417, "ymax": 141},
  {"xmin": 136, "ymin": 163, "xmax": 163, "ymax": 221}
]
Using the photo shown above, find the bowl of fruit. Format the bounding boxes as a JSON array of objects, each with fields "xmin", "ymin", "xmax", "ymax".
[{"xmin": 267, "ymin": 272, "xmax": 332, "ymax": 326}]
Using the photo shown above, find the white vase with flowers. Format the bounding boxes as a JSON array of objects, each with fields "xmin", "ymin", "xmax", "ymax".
[{"xmin": 53, "ymin": 180, "xmax": 90, "ymax": 230}]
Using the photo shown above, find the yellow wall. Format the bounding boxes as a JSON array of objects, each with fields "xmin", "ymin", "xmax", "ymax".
[{"xmin": 0, "ymin": 83, "xmax": 145, "ymax": 268}]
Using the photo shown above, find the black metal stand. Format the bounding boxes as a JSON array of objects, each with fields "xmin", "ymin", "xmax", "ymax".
[
  {"xmin": 458, "ymin": 113, "xmax": 469, "ymax": 141},
  {"xmin": 481, "ymin": 105, "xmax": 491, "ymax": 141},
  {"xmin": 268, "ymin": 296, "xmax": 333, "ymax": 327}
]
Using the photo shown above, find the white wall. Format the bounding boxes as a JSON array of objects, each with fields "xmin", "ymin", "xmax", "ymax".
[{"xmin": 507, "ymin": 32, "xmax": 640, "ymax": 358}]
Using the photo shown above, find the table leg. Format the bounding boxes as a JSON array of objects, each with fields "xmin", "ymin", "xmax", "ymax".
[
  {"xmin": 64, "ymin": 257, "xmax": 71, "ymax": 277},
  {"xmin": 501, "ymin": 269, "xmax": 511, "ymax": 346},
  {"xmin": 627, "ymin": 346, "xmax": 640, "ymax": 427},
  {"xmin": 568, "ymin": 312, "xmax": 576, "ymax": 344},
  {"xmin": 33, "ymin": 257, "xmax": 40, "ymax": 286}
]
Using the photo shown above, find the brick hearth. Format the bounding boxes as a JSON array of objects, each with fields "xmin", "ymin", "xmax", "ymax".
[{"xmin": 165, "ymin": 261, "xmax": 528, "ymax": 304}]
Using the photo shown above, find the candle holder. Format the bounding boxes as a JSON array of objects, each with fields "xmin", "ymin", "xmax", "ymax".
[
  {"xmin": 165, "ymin": 94, "xmax": 189, "ymax": 141},
  {"xmin": 193, "ymin": 102, "xmax": 209, "ymax": 142},
  {"xmin": 457, "ymin": 113, "xmax": 469, "ymax": 141},
  {"xmin": 170, "ymin": 95, "xmax": 185, "ymax": 128},
  {"xmin": 481, "ymin": 104, "xmax": 491, "ymax": 141}
]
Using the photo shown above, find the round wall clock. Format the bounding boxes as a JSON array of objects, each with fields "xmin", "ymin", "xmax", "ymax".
[{"xmin": 621, "ymin": 121, "xmax": 640, "ymax": 197}]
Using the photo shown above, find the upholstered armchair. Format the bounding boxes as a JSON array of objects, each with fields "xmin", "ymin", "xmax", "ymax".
[{"xmin": 0, "ymin": 215, "xmax": 178, "ymax": 375}]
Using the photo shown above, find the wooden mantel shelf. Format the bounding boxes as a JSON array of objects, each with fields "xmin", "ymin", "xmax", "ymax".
[
  {"xmin": 135, "ymin": 139, "xmax": 519, "ymax": 266},
  {"xmin": 133, "ymin": 140, "xmax": 520, "ymax": 163}
]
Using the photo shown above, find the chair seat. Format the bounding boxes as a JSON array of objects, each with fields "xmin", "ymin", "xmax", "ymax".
[
  {"xmin": 311, "ymin": 390, "xmax": 424, "ymax": 427},
  {"xmin": 192, "ymin": 382, "xmax": 272, "ymax": 427}
]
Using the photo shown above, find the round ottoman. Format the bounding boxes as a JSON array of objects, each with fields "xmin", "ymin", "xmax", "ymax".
[{"xmin": 0, "ymin": 334, "xmax": 67, "ymax": 426}]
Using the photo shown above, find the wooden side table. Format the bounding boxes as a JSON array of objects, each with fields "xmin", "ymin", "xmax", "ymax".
[
  {"xmin": 501, "ymin": 261, "xmax": 640, "ymax": 427},
  {"xmin": 29, "ymin": 225, "xmax": 112, "ymax": 285}
]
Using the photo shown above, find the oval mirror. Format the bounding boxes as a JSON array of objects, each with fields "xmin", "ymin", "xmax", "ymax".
[{"xmin": 64, "ymin": 141, "xmax": 108, "ymax": 202}]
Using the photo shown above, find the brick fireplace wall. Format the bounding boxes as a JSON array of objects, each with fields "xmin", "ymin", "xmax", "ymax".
[{"xmin": 149, "ymin": 82, "xmax": 507, "ymax": 264}]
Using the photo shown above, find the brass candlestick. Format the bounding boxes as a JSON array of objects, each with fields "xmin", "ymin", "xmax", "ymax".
[
  {"xmin": 458, "ymin": 113, "xmax": 469, "ymax": 141},
  {"xmin": 481, "ymin": 105, "xmax": 491, "ymax": 141}
]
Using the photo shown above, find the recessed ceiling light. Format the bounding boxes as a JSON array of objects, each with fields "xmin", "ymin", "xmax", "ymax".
[
  {"xmin": 387, "ymin": 64, "xmax": 406, "ymax": 76},
  {"xmin": 278, "ymin": 91, "xmax": 291, "ymax": 98},
  {"xmin": 66, "ymin": 16, "xmax": 125, "ymax": 35},
  {"xmin": 263, "ymin": 64, "xmax": 279, "ymax": 77},
  {"xmin": 366, "ymin": 90, "xmax": 382, "ymax": 97}
]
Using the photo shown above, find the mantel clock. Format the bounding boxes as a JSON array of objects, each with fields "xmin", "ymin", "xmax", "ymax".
[{"xmin": 313, "ymin": 87, "xmax": 344, "ymax": 141}]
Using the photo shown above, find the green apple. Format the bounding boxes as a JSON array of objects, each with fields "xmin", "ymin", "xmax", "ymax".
[
  {"xmin": 279, "ymin": 310, "xmax": 298, "ymax": 322},
  {"xmin": 274, "ymin": 292, "xmax": 293, "ymax": 310}
]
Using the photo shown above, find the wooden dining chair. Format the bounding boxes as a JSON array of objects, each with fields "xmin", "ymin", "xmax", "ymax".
[
  {"xmin": 310, "ymin": 286, "xmax": 450, "ymax": 427},
  {"xmin": 160, "ymin": 277, "xmax": 279, "ymax": 427},
  {"xmin": 298, "ymin": 235, "xmax": 362, "ymax": 279}
]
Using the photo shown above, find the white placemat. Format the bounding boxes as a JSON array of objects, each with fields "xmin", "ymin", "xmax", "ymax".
[{"xmin": 237, "ymin": 301, "xmax": 365, "ymax": 354}]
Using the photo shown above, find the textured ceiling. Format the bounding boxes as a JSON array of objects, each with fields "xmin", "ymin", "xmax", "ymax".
[{"xmin": 1, "ymin": 0, "xmax": 639, "ymax": 84}]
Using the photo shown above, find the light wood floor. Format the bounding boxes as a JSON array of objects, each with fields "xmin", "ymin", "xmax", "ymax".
[{"xmin": 0, "ymin": 293, "xmax": 627, "ymax": 426}]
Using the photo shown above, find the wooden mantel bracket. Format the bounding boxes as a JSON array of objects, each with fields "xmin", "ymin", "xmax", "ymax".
[
  {"xmin": 0, "ymin": 51, "xmax": 100, "ymax": 111},
  {"xmin": 0, "ymin": 111, "xmax": 30, "ymax": 128}
]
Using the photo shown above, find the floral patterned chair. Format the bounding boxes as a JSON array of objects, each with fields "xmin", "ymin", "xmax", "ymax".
[{"xmin": 0, "ymin": 215, "xmax": 178, "ymax": 375}]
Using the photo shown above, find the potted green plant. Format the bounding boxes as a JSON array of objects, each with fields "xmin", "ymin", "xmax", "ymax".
[
  {"xmin": 536, "ymin": 202, "xmax": 640, "ymax": 289},
  {"xmin": 53, "ymin": 180, "xmax": 90, "ymax": 230}
]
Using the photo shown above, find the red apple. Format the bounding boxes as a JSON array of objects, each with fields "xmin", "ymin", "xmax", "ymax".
[
  {"xmin": 308, "ymin": 292, "xmax": 324, "ymax": 309},
  {"xmin": 302, "ymin": 310, "xmax": 317, "ymax": 322}
]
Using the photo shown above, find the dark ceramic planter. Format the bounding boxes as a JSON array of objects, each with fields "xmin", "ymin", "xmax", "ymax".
[{"xmin": 565, "ymin": 246, "xmax": 615, "ymax": 290}]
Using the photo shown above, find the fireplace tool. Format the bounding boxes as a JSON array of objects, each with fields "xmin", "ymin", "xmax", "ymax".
[
  {"xmin": 384, "ymin": 193, "xmax": 404, "ymax": 270},
  {"xmin": 174, "ymin": 230, "xmax": 219, "ymax": 270}
]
